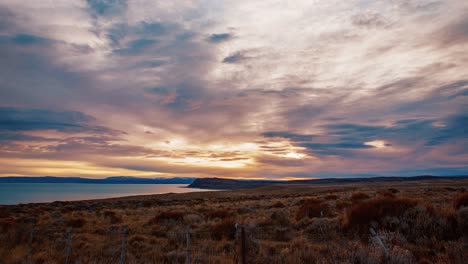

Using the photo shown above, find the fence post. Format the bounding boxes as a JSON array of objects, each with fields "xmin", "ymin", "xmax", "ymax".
[
  {"xmin": 65, "ymin": 227, "xmax": 73, "ymax": 264},
  {"xmin": 186, "ymin": 226, "xmax": 191, "ymax": 264},
  {"xmin": 27, "ymin": 228, "xmax": 34, "ymax": 264},
  {"xmin": 369, "ymin": 227, "xmax": 389, "ymax": 258},
  {"xmin": 241, "ymin": 226, "xmax": 246, "ymax": 264},
  {"xmin": 120, "ymin": 225, "xmax": 127, "ymax": 264}
]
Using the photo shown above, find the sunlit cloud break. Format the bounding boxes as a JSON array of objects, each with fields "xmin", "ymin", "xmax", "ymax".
[{"xmin": 0, "ymin": 0, "xmax": 467, "ymax": 179}]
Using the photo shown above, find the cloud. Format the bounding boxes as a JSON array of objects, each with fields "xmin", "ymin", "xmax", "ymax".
[
  {"xmin": 262, "ymin": 131, "xmax": 315, "ymax": 142},
  {"xmin": 0, "ymin": 107, "xmax": 118, "ymax": 134},
  {"xmin": 222, "ymin": 52, "xmax": 244, "ymax": 63},
  {"xmin": 86, "ymin": 0, "xmax": 127, "ymax": 16},
  {"xmin": 207, "ymin": 33, "xmax": 232, "ymax": 43},
  {"xmin": 435, "ymin": 14, "xmax": 468, "ymax": 47},
  {"xmin": 114, "ymin": 38, "xmax": 156, "ymax": 54},
  {"xmin": 0, "ymin": 0, "xmax": 467, "ymax": 177},
  {"xmin": 351, "ymin": 12, "xmax": 390, "ymax": 29}
]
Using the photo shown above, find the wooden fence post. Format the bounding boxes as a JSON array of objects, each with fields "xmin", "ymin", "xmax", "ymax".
[
  {"xmin": 65, "ymin": 227, "xmax": 72, "ymax": 264},
  {"xmin": 27, "ymin": 228, "xmax": 34, "ymax": 264},
  {"xmin": 241, "ymin": 226, "xmax": 246, "ymax": 264},
  {"xmin": 120, "ymin": 225, "xmax": 127, "ymax": 264},
  {"xmin": 186, "ymin": 226, "xmax": 191, "ymax": 264},
  {"xmin": 369, "ymin": 227, "xmax": 389, "ymax": 258}
]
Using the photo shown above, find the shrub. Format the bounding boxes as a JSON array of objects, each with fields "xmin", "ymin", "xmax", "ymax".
[
  {"xmin": 457, "ymin": 207, "xmax": 468, "ymax": 243},
  {"xmin": 388, "ymin": 188, "xmax": 399, "ymax": 193},
  {"xmin": 103, "ymin": 210, "xmax": 122, "ymax": 224},
  {"xmin": 377, "ymin": 190, "xmax": 396, "ymax": 198},
  {"xmin": 148, "ymin": 210, "xmax": 184, "ymax": 225},
  {"xmin": 271, "ymin": 201, "xmax": 285, "ymax": 208},
  {"xmin": 296, "ymin": 199, "xmax": 328, "ymax": 220},
  {"xmin": 207, "ymin": 209, "xmax": 231, "ymax": 219},
  {"xmin": 350, "ymin": 192, "xmax": 370, "ymax": 202},
  {"xmin": 343, "ymin": 196, "xmax": 418, "ymax": 231},
  {"xmin": 270, "ymin": 210, "xmax": 290, "ymax": 225},
  {"xmin": 212, "ymin": 218, "xmax": 236, "ymax": 240},
  {"xmin": 453, "ymin": 192, "xmax": 468, "ymax": 210},
  {"xmin": 324, "ymin": 194, "xmax": 339, "ymax": 200},
  {"xmin": 67, "ymin": 218, "xmax": 86, "ymax": 228},
  {"xmin": 336, "ymin": 200, "xmax": 352, "ymax": 212}
]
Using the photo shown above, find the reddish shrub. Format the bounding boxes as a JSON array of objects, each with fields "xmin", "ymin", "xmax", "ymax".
[
  {"xmin": 207, "ymin": 209, "xmax": 231, "ymax": 219},
  {"xmin": 343, "ymin": 196, "xmax": 418, "ymax": 231},
  {"xmin": 457, "ymin": 207, "xmax": 468, "ymax": 243},
  {"xmin": 0, "ymin": 207, "xmax": 10, "ymax": 218},
  {"xmin": 388, "ymin": 188, "xmax": 400, "ymax": 193},
  {"xmin": 212, "ymin": 218, "xmax": 236, "ymax": 240},
  {"xmin": 324, "ymin": 194, "xmax": 339, "ymax": 200},
  {"xmin": 148, "ymin": 210, "xmax": 184, "ymax": 225},
  {"xmin": 336, "ymin": 200, "xmax": 352, "ymax": 212},
  {"xmin": 453, "ymin": 192, "xmax": 468, "ymax": 210},
  {"xmin": 0, "ymin": 219, "xmax": 15, "ymax": 232},
  {"xmin": 350, "ymin": 192, "xmax": 370, "ymax": 202},
  {"xmin": 271, "ymin": 201, "xmax": 285, "ymax": 208},
  {"xmin": 103, "ymin": 210, "xmax": 122, "ymax": 224},
  {"xmin": 296, "ymin": 199, "xmax": 328, "ymax": 220},
  {"xmin": 67, "ymin": 218, "xmax": 86, "ymax": 228},
  {"xmin": 377, "ymin": 190, "xmax": 396, "ymax": 198}
]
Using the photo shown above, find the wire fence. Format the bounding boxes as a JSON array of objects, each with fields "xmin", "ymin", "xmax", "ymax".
[{"xmin": 1, "ymin": 223, "xmax": 297, "ymax": 264}]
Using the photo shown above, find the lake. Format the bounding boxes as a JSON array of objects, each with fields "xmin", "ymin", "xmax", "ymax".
[{"xmin": 0, "ymin": 183, "xmax": 211, "ymax": 205}]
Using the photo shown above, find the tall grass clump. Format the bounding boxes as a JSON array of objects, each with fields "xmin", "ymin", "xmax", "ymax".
[
  {"xmin": 453, "ymin": 192, "xmax": 468, "ymax": 210},
  {"xmin": 296, "ymin": 199, "xmax": 329, "ymax": 220},
  {"xmin": 343, "ymin": 196, "xmax": 417, "ymax": 232},
  {"xmin": 350, "ymin": 192, "xmax": 370, "ymax": 202}
]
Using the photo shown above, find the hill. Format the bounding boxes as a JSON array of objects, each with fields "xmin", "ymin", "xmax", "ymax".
[{"xmin": 188, "ymin": 175, "xmax": 468, "ymax": 189}]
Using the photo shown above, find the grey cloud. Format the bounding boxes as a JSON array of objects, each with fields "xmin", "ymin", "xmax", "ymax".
[
  {"xmin": 0, "ymin": 33, "xmax": 48, "ymax": 45},
  {"xmin": 261, "ymin": 113, "xmax": 468, "ymax": 157},
  {"xmin": 0, "ymin": 107, "xmax": 119, "ymax": 134},
  {"xmin": 351, "ymin": 12, "xmax": 390, "ymax": 29},
  {"xmin": 262, "ymin": 131, "xmax": 315, "ymax": 142},
  {"xmin": 436, "ymin": 15, "xmax": 468, "ymax": 47},
  {"xmin": 86, "ymin": 0, "xmax": 127, "ymax": 17},
  {"xmin": 222, "ymin": 52, "xmax": 244, "ymax": 63},
  {"xmin": 207, "ymin": 33, "xmax": 232, "ymax": 43},
  {"xmin": 113, "ymin": 38, "xmax": 156, "ymax": 55}
]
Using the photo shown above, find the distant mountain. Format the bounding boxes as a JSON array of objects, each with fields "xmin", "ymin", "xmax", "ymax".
[
  {"xmin": 0, "ymin": 176, "xmax": 195, "ymax": 184},
  {"xmin": 188, "ymin": 175, "xmax": 468, "ymax": 189}
]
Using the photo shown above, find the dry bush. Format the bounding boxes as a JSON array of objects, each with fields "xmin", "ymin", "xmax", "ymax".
[
  {"xmin": 207, "ymin": 209, "xmax": 231, "ymax": 219},
  {"xmin": 296, "ymin": 199, "xmax": 328, "ymax": 220},
  {"xmin": 271, "ymin": 201, "xmax": 285, "ymax": 208},
  {"xmin": 336, "ymin": 200, "xmax": 352, "ymax": 212},
  {"xmin": 350, "ymin": 192, "xmax": 370, "ymax": 202},
  {"xmin": 377, "ymin": 190, "xmax": 396, "ymax": 198},
  {"xmin": 453, "ymin": 192, "xmax": 468, "ymax": 210},
  {"xmin": 324, "ymin": 194, "xmax": 339, "ymax": 200},
  {"xmin": 212, "ymin": 218, "xmax": 236, "ymax": 240},
  {"xmin": 457, "ymin": 207, "xmax": 468, "ymax": 244},
  {"xmin": 148, "ymin": 210, "xmax": 184, "ymax": 225},
  {"xmin": 270, "ymin": 210, "xmax": 290, "ymax": 225},
  {"xmin": 103, "ymin": 210, "xmax": 122, "ymax": 224},
  {"xmin": 67, "ymin": 217, "xmax": 86, "ymax": 228},
  {"xmin": 388, "ymin": 188, "xmax": 399, "ymax": 193},
  {"xmin": 343, "ymin": 196, "xmax": 418, "ymax": 231}
]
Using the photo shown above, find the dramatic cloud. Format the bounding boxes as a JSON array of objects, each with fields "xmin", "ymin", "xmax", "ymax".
[{"xmin": 0, "ymin": 0, "xmax": 467, "ymax": 178}]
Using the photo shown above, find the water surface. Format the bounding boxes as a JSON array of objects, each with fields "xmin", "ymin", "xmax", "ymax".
[{"xmin": 0, "ymin": 183, "xmax": 210, "ymax": 205}]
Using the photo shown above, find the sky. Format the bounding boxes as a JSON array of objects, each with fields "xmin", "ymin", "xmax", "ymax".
[{"xmin": 0, "ymin": 0, "xmax": 467, "ymax": 179}]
